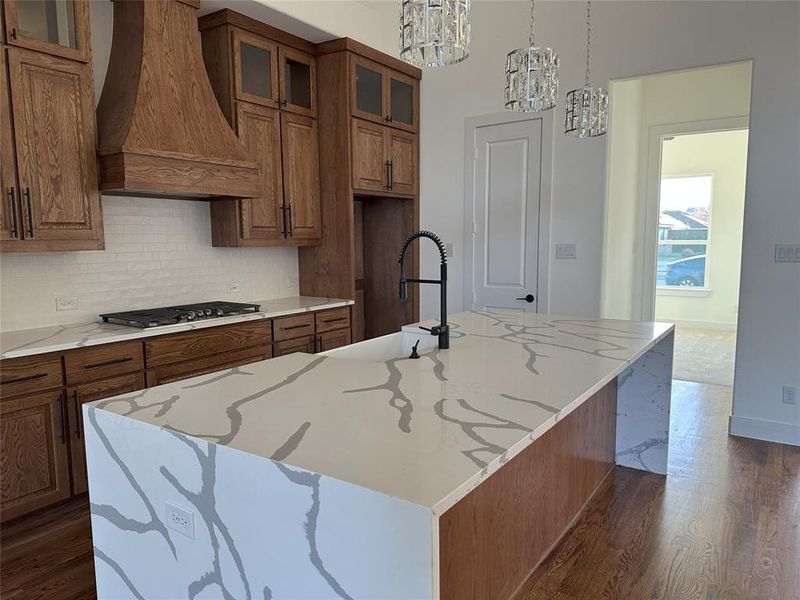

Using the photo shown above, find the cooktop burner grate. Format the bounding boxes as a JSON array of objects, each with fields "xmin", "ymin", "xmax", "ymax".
[{"xmin": 100, "ymin": 301, "xmax": 261, "ymax": 328}]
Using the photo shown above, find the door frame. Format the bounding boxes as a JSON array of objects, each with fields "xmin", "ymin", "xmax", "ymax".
[
  {"xmin": 463, "ymin": 111, "xmax": 554, "ymax": 313},
  {"xmin": 639, "ymin": 115, "xmax": 749, "ymax": 321}
]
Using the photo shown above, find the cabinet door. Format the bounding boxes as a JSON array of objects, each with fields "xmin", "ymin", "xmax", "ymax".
[
  {"xmin": 145, "ymin": 345, "xmax": 270, "ymax": 387},
  {"xmin": 0, "ymin": 47, "xmax": 21, "ymax": 243},
  {"xmin": 0, "ymin": 389, "xmax": 70, "ymax": 521},
  {"xmin": 351, "ymin": 118, "xmax": 388, "ymax": 193},
  {"xmin": 3, "ymin": 0, "xmax": 91, "ymax": 63},
  {"xmin": 387, "ymin": 70, "xmax": 418, "ymax": 133},
  {"xmin": 232, "ymin": 28, "xmax": 278, "ymax": 108},
  {"xmin": 8, "ymin": 48, "xmax": 102, "ymax": 247},
  {"xmin": 351, "ymin": 55, "xmax": 386, "ymax": 126},
  {"xmin": 281, "ymin": 112, "xmax": 321, "ymax": 240},
  {"xmin": 236, "ymin": 102, "xmax": 284, "ymax": 240},
  {"xmin": 388, "ymin": 129, "xmax": 417, "ymax": 197},
  {"xmin": 279, "ymin": 46, "xmax": 316, "ymax": 118},
  {"xmin": 68, "ymin": 372, "xmax": 145, "ymax": 495},
  {"xmin": 316, "ymin": 328, "xmax": 351, "ymax": 352}
]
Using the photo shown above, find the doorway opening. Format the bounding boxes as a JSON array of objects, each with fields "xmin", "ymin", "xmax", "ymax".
[{"xmin": 602, "ymin": 61, "xmax": 752, "ymax": 389}]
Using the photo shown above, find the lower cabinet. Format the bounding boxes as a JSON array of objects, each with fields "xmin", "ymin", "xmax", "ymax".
[
  {"xmin": 274, "ymin": 336, "xmax": 316, "ymax": 357},
  {"xmin": 0, "ymin": 389, "xmax": 71, "ymax": 521},
  {"xmin": 68, "ymin": 372, "xmax": 145, "ymax": 495},
  {"xmin": 317, "ymin": 328, "xmax": 351, "ymax": 352}
]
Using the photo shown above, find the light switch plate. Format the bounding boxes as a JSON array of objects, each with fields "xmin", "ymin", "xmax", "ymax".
[
  {"xmin": 555, "ymin": 243, "xmax": 577, "ymax": 260},
  {"xmin": 774, "ymin": 244, "xmax": 800, "ymax": 263}
]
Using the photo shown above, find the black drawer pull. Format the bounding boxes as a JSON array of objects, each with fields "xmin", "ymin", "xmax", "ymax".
[
  {"xmin": 2, "ymin": 372, "xmax": 47, "ymax": 385},
  {"xmin": 24, "ymin": 187, "xmax": 33, "ymax": 238},
  {"xmin": 282, "ymin": 323, "xmax": 311, "ymax": 331},
  {"xmin": 7, "ymin": 187, "xmax": 18, "ymax": 238},
  {"xmin": 322, "ymin": 317, "xmax": 348, "ymax": 324},
  {"xmin": 58, "ymin": 392, "xmax": 67, "ymax": 444},
  {"xmin": 84, "ymin": 356, "xmax": 134, "ymax": 370},
  {"xmin": 73, "ymin": 391, "xmax": 82, "ymax": 439}
]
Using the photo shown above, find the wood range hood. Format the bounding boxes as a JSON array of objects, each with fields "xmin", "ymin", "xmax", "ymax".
[{"xmin": 95, "ymin": 0, "xmax": 260, "ymax": 200}]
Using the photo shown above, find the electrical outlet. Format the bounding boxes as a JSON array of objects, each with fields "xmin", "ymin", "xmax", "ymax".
[
  {"xmin": 165, "ymin": 502, "xmax": 194, "ymax": 539},
  {"xmin": 555, "ymin": 243, "xmax": 577, "ymax": 259},
  {"xmin": 774, "ymin": 244, "xmax": 800, "ymax": 263},
  {"xmin": 227, "ymin": 282, "xmax": 241, "ymax": 293},
  {"xmin": 55, "ymin": 296, "xmax": 78, "ymax": 311},
  {"xmin": 782, "ymin": 385, "xmax": 797, "ymax": 405}
]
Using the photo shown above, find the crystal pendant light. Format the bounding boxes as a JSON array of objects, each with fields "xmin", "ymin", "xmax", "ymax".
[
  {"xmin": 564, "ymin": 0, "xmax": 608, "ymax": 138},
  {"xmin": 400, "ymin": 0, "xmax": 471, "ymax": 68},
  {"xmin": 504, "ymin": 0, "xmax": 559, "ymax": 112}
]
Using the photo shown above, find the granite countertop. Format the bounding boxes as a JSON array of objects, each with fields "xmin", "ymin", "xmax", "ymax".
[
  {"xmin": 89, "ymin": 309, "xmax": 673, "ymax": 515},
  {"xmin": 0, "ymin": 296, "xmax": 353, "ymax": 359}
]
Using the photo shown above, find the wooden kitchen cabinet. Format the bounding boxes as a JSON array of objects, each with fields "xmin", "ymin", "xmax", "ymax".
[
  {"xmin": 350, "ymin": 54, "xmax": 418, "ymax": 133},
  {"xmin": 3, "ymin": 0, "xmax": 92, "ymax": 63},
  {"xmin": 279, "ymin": 46, "xmax": 316, "ymax": 118},
  {"xmin": 233, "ymin": 27, "xmax": 279, "ymax": 108},
  {"xmin": 68, "ymin": 372, "xmax": 145, "ymax": 495},
  {"xmin": 281, "ymin": 112, "xmax": 321, "ymax": 240},
  {"xmin": 316, "ymin": 328, "xmax": 351, "ymax": 352},
  {"xmin": 1, "ymin": 47, "xmax": 20, "ymax": 243},
  {"xmin": 0, "ymin": 389, "xmax": 71, "ymax": 522},
  {"xmin": 352, "ymin": 118, "xmax": 417, "ymax": 197},
  {"xmin": 3, "ymin": 46, "xmax": 103, "ymax": 251},
  {"xmin": 201, "ymin": 11, "xmax": 321, "ymax": 247}
]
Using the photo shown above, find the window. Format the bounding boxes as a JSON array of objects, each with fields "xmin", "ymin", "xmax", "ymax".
[{"xmin": 657, "ymin": 175, "xmax": 712, "ymax": 288}]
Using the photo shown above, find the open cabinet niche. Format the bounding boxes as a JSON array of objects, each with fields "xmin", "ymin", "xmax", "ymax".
[{"xmin": 353, "ymin": 196, "xmax": 417, "ymax": 342}]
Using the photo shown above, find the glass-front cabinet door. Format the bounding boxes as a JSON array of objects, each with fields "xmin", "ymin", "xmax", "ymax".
[
  {"xmin": 232, "ymin": 28, "xmax": 278, "ymax": 108},
  {"xmin": 3, "ymin": 0, "xmax": 90, "ymax": 62},
  {"xmin": 351, "ymin": 55, "xmax": 386, "ymax": 126},
  {"xmin": 387, "ymin": 70, "xmax": 418, "ymax": 132},
  {"xmin": 279, "ymin": 46, "xmax": 316, "ymax": 118}
]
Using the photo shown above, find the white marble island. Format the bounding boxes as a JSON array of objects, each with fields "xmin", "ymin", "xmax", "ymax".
[{"xmin": 84, "ymin": 309, "xmax": 674, "ymax": 600}]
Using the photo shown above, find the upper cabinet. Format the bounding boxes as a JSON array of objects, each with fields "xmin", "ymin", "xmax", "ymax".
[
  {"xmin": 279, "ymin": 46, "xmax": 316, "ymax": 117},
  {"xmin": 3, "ymin": 0, "xmax": 91, "ymax": 63},
  {"xmin": 351, "ymin": 55, "xmax": 418, "ymax": 133},
  {"xmin": 200, "ymin": 10, "xmax": 321, "ymax": 247},
  {"xmin": 1, "ymin": 0, "xmax": 103, "ymax": 253},
  {"xmin": 233, "ymin": 28, "xmax": 278, "ymax": 108}
]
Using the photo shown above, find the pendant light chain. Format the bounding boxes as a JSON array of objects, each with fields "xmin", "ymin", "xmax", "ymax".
[
  {"xmin": 584, "ymin": 0, "xmax": 592, "ymax": 87},
  {"xmin": 529, "ymin": 0, "xmax": 536, "ymax": 47}
]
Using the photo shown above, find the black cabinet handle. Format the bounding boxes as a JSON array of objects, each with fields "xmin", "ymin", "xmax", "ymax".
[
  {"xmin": 84, "ymin": 356, "xmax": 134, "ymax": 370},
  {"xmin": 23, "ymin": 187, "xmax": 33, "ymax": 238},
  {"xmin": 515, "ymin": 294, "xmax": 536, "ymax": 303},
  {"xmin": 10, "ymin": 28, "xmax": 17, "ymax": 40},
  {"xmin": 280, "ymin": 99, "xmax": 288, "ymax": 107},
  {"xmin": 385, "ymin": 161, "xmax": 391, "ymax": 189},
  {"xmin": 1, "ymin": 372, "xmax": 47, "ymax": 385},
  {"xmin": 317, "ymin": 335, "xmax": 324, "ymax": 352},
  {"xmin": 385, "ymin": 114, "xmax": 393, "ymax": 123},
  {"xmin": 286, "ymin": 204, "xmax": 293, "ymax": 236},
  {"xmin": 388, "ymin": 160, "xmax": 393, "ymax": 190},
  {"xmin": 322, "ymin": 317, "xmax": 347, "ymax": 324},
  {"xmin": 283, "ymin": 323, "xmax": 311, "ymax": 331},
  {"xmin": 7, "ymin": 187, "xmax": 18, "ymax": 238},
  {"xmin": 279, "ymin": 204, "xmax": 288, "ymax": 238},
  {"xmin": 73, "ymin": 391, "xmax": 82, "ymax": 439},
  {"xmin": 58, "ymin": 392, "xmax": 67, "ymax": 444}
]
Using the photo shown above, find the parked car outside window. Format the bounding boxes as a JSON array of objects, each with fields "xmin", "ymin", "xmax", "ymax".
[{"xmin": 664, "ymin": 255, "xmax": 706, "ymax": 287}]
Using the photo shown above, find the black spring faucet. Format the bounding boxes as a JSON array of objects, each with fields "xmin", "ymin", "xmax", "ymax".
[{"xmin": 399, "ymin": 230, "xmax": 449, "ymax": 350}]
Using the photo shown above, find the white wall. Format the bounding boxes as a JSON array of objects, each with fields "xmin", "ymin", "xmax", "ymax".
[{"xmin": 655, "ymin": 130, "xmax": 748, "ymax": 329}]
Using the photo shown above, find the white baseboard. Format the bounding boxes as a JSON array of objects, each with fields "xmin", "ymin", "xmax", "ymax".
[{"xmin": 729, "ymin": 415, "xmax": 800, "ymax": 446}]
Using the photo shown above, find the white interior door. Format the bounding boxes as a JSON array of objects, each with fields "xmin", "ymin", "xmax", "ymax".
[{"xmin": 472, "ymin": 118, "xmax": 542, "ymax": 311}]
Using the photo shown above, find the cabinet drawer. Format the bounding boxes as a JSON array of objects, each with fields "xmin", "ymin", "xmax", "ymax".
[
  {"xmin": 273, "ymin": 313, "xmax": 314, "ymax": 342},
  {"xmin": 146, "ymin": 345, "xmax": 270, "ymax": 387},
  {"xmin": 65, "ymin": 341, "xmax": 144, "ymax": 386},
  {"xmin": 315, "ymin": 307, "xmax": 351, "ymax": 333},
  {"xmin": 274, "ymin": 336, "xmax": 315, "ymax": 357},
  {"xmin": 0, "ymin": 354, "xmax": 62, "ymax": 399},
  {"xmin": 145, "ymin": 320, "xmax": 271, "ymax": 367},
  {"xmin": 317, "ymin": 328, "xmax": 351, "ymax": 352}
]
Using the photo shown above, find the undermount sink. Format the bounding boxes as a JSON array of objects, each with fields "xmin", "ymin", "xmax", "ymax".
[{"xmin": 320, "ymin": 328, "xmax": 439, "ymax": 362}]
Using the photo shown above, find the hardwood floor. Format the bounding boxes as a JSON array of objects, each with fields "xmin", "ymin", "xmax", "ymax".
[
  {"xmin": 1, "ymin": 380, "xmax": 797, "ymax": 600},
  {"xmin": 514, "ymin": 380, "xmax": 800, "ymax": 600}
]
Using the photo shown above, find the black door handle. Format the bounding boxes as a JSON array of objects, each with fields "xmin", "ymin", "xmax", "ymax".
[
  {"xmin": 516, "ymin": 294, "xmax": 536, "ymax": 303},
  {"xmin": 7, "ymin": 187, "xmax": 18, "ymax": 238},
  {"xmin": 73, "ymin": 390, "xmax": 82, "ymax": 439},
  {"xmin": 23, "ymin": 187, "xmax": 33, "ymax": 238}
]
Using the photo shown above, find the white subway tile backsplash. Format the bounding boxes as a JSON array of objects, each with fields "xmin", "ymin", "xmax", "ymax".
[{"xmin": 0, "ymin": 196, "xmax": 298, "ymax": 331}]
